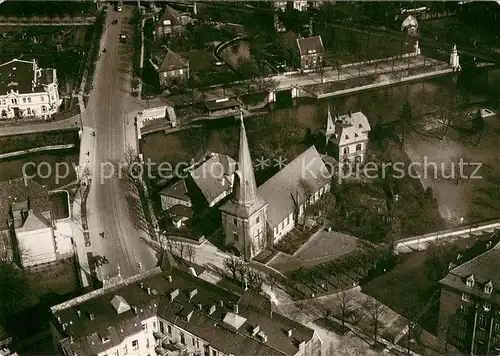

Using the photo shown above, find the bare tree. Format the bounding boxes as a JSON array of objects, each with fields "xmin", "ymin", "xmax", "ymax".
[
  {"xmin": 247, "ymin": 269, "xmax": 263, "ymax": 289},
  {"xmin": 337, "ymin": 289, "xmax": 354, "ymax": 333},
  {"xmin": 224, "ymin": 256, "xmax": 243, "ymax": 282},
  {"xmin": 363, "ymin": 298, "xmax": 386, "ymax": 346},
  {"xmin": 177, "ymin": 241, "xmax": 187, "ymax": 260}
]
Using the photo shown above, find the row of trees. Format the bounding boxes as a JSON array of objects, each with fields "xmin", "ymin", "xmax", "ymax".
[{"xmin": 223, "ymin": 256, "xmax": 264, "ymax": 290}]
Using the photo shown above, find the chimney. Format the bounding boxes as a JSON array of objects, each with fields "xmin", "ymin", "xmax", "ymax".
[
  {"xmin": 76, "ymin": 310, "xmax": 81, "ymax": 318},
  {"xmin": 167, "ymin": 275, "xmax": 172, "ymax": 282},
  {"xmin": 234, "ymin": 304, "xmax": 239, "ymax": 314},
  {"xmin": 89, "ymin": 313, "xmax": 95, "ymax": 321},
  {"xmin": 147, "ymin": 287, "xmax": 151, "ymax": 295},
  {"xmin": 209, "ymin": 304, "xmax": 216, "ymax": 315},
  {"xmin": 287, "ymin": 329, "xmax": 292, "ymax": 337},
  {"xmin": 189, "ymin": 289, "xmax": 198, "ymax": 300}
]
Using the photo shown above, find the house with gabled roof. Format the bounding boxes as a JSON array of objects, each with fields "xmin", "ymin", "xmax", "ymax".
[
  {"xmin": 155, "ymin": 5, "xmax": 193, "ymax": 38},
  {"xmin": 296, "ymin": 35, "xmax": 324, "ymax": 70},
  {"xmin": 316, "ymin": 108, "xmax": 371, "ymax": 165},
  {"xmin": 152, "ymin": 49, "xmax": 190, "ymax": 88},
  {"xmin": 438, "ymin": 240, "xmax": 500, "ymax": 355}
]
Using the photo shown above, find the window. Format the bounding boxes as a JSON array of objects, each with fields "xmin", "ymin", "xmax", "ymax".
[
  {"xmin": 457, "ymin": 329, "xmax": 467, "ymax": 340},
  {"xmin": 356, "ymin": 143, "xmax": 362, "ymax": 151},
  {"xmin": 286, "ymin": 215, "xmax": 289, "ymax": 225},
  {"xmin": 343, "ymin": 147, "xmax": 349, "ymax": 155},
  {"xmin": 460, "ymin": 305, "xmax": 468, "ymax": 315},
  {"xmin": 233, "ymin": 218, "xmax": 237, "ymax": 226},
  {"xmin": 142, "ymin": 323, "xmax": 148, "ymax": 332},
  {"xmin": 485, "ymin": 282, "xmax": 493, "ymax": 294},
  {"xmin": 233, "ymin": 232, "xmax": 238, "ymax": 242},
  {"xmin": 179, "ymin": 69, "xmax": 184, "ymax": 75},
  {"xmin": 466, "ymin": 275, "xmax": 475, "ymax": 287},
  {"xmin": 123, "ymin": 345, "xmax": 128, "ymax": 355},
  {"xmin": 146, "ymin": 338, "xmax": 150, "ymax": 348},
  {"xmin": 1, "ymin": 99, "xmax": 5, "ymax": 105},
  {"xmin": 132, "ymin": 340, "xmax": 139, "ymax": 350},
  {"xmin": 27, "ymin": 97, "xmax": 31, "ymax": 103},
  {"xmin": 256, "ymin": 216, "xmax": 260, "ymax": 224},
  {"xmin": 22, "ymin": 97, "xmax": 26, "ymax": 103},
  {"xmin": 459, "ymin": 319, "xmax": 467, "ymax": 328},
  {"xmin": 11, "ymin": 98, "xmax": 17, "ymax": 104},
  {"xmin": 484, "ymin": 303, "xmax": 492, "ymax": 312},
  {"xmin": 479, "ymin": 315, "xmax": 487, "ymax": 328},
  {"xmin": 462, "ymin": 293, "xmax": 470, "ymax": 302},
  {"xmin": 212, "ymin": 350, "xmax": 217, "ymax": 356},
  {"xmin": 180, "ymin": 332, "xmax": 185, "ymax": 345},
  {"xmin": 42, "ymin": 105, "xmax": 47, "ymax": 113},
  {"xmin": 167, "ymin": 324, "xmax": 172, "ymax": 335},
  {"xmin": 51, "ymin": 96, "xmax": 54, "ymax": 101},
  {"xmin": 160, "ymin": 321, "xmax": 165, "ymax": 333}
]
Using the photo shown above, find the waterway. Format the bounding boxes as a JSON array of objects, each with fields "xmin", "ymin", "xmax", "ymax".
[{"xmin": 141, "ymin": 66, "xmax": 500, "ymax": 168}]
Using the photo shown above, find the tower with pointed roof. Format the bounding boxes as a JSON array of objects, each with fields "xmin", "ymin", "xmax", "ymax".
[
  {"xmin": 220, "ymin": 113, "xmax": 268, "ymax": 260},
  {"xmin": 325, "ymin": 106, "xmax": 336, "ymax": 144}
]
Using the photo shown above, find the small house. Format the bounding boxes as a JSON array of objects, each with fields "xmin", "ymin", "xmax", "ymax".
[{"xmin": 296, "ymin": 36, "xmax": 324, "ymax": 70}]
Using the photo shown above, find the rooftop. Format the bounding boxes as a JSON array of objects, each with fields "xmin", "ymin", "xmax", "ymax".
[
  {"xmin": 327, "ymin": 111, "xmax": 371, "ymax": 146},
  {"xmin": 296, "ymin": 36, "xmax": 324, "ymax": 56},
  {"xmin": 160, "ymin": 180, "xmax": 190, "ymax": 202},
  {"xmin": 158, "ymin": 50, "xmax": 189, "ymax": 72},
  {"xmin": 0, "ymin": 59, "xmax": 35, "ymax": 95},
  {"xmin": 440, "ymin": 241, "xmax": 500, "ymax": 304},
  {"xmin": 0, "ymin": 177, "xmax": 51, "ymax": 232},
  {"xmin": 258, "ymin": 146, "xmax": 331, "ymax": 229},
  {"xmin": 51, "ymin": 267, "xmax": 316, "ymax": 356},
  {"xmin": 204, "ymin": 98, "xmax": 240, "ymax": 112}
]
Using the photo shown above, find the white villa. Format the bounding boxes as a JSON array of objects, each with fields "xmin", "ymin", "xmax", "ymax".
[{"xmin": 0, "ymin": 58, "xmax": 62, "ymax": 120}]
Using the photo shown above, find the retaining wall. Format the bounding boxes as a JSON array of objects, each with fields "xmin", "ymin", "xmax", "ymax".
[{"xmin": 0, "ymin": 144, "xmax": 76, "ymax": 159}]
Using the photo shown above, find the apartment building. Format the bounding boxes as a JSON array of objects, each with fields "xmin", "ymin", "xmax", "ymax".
[
  {"xmin": 50, "ymin": 266, "xmax": 322, "ymax": 356},
  {"xmin": 438, "ymin": 241, "xmax": 500, "ymax": 355},
  {"xmin": 0, "ymin": 58, "xmax": 62, "ymax": 120}
]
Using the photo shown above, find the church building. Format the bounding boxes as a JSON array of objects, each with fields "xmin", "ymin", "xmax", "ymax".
[{"xmin": 220, "ymin": 113, "xmax": 331, "ymax": 260}]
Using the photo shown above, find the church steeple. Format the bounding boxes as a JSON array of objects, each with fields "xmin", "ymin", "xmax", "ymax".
[
  {"xmin": 325, "ymin": 106, "xmax": 335, "ymax": 136},
  {"xmin": 233, "ymin": 112, "xmax": 258, "ymax": 206}
]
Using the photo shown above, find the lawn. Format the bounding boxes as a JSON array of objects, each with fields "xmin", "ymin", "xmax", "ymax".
[{"xmin": 0, "ymin": 129, "xmax": 79, "ymax": 154}]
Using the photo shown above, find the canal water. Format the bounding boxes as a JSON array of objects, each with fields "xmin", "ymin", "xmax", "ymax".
[{"xmin": 141, "ymin": 66, "xmax": 500, "ymax": 167}]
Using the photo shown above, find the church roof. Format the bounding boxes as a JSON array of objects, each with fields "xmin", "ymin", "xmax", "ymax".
[
  {"xmin": 220, "ymin": 113, "xmax": 267, "ymax": 218},
  {"xmin": 258, "ymin": 146, "xmax": 331, "ymax": 229}
]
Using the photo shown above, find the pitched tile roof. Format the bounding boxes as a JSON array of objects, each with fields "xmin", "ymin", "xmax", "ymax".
[
  {"xmin": 160, "ymin": 180, "xmax": 190, "ymax": 202},
  {"xmin": 296, "ymin": 36, "xmax": 324, "ymax": 56},
  {"xmin": 0, "ymin": 177, "xmax": 51, "ymax": 231},
  {"xmin": 258, "ymin": 146, "xmax": 331, "ymax": 229},
  {"xmin": 189, "ymin": 153, "xmax": 236, "ymax": 206},
  {"xmin": 328, "ymin": 111, "xmax": 371, "ymax": 146},
  {"xmin": 440, "ymin": 241, "xmax": 500, "ymax": 304},
  {"xmin": 52, "ymin": 267, "xmax": 316, "ymax": 356},
  {"xmin": 167, "ymin": 204, "xmax": 193, "ymax": 219},
  {"xmin": 15, "ymin": 209, "xmax": 50, "ymax": 232},
  {"xmin": 159, "ymin": 50, "xmax": 189, "ymax": 72},
  {"xmin": 156, "ymin": 5, "xmax": 183, "ymax": 28}
]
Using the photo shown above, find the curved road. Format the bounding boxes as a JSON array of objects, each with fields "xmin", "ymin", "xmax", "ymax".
[{"xmin": 83, "ymin": 5, "xmax": 156, "ymax": 279}]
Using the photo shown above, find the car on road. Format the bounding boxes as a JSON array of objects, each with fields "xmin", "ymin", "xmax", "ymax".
[
  {"xmin": 112, "ymin": 19, "xmax": 118, "ymax": 24},
  {"xmin": 119, "ymin": 33, "xmax": 127, "ymax": 43}
]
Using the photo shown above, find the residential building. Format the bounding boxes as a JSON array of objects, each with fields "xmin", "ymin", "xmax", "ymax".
[
  {"xmin": 160, "ymin": 180, "xmax": 192, "ymax": 211},
  {"xmin": 155, "ymin": 5, "xmax": 192, "ymax": 37},
  {"xmin": 136, "ymin": 106, "xmax": 177, "ymax": 131},
  {"xmin": 316, "ymin": 108, "xmax": 371, "ymax": 165},
  {"xmin": 273, "ymin": 1, "xmax": 288, "ymax": 11},
  {"xmin": 0, "ymin": 58, "xmax": 62, "ymax": 120},
  {"xmin": 220, "ymin": 114, "xmax": 331, "ymax": 260},
  {"xmin": 438, "ymin": 241, "xmax": 500, "ymax": 354},
  {"xmin": 292, "ymin": 0, "xmax": 308, "ymax": 11},
  {"xmin": 296, "ymin": 36, "xmax": 324, "ymax": 70},
  {"xmin": 50, "ymin": 266, "xmax": 322, "ymax": 356},
  {"xmin": 153, "ymin": 50, "xmax": 190, "ymax": 88}
]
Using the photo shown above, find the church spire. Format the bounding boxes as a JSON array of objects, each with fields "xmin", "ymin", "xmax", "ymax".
[
  {"xmin": 325, "ymin": 105, "xmax": 335, "ymax": 136},
  {"xmin": 233, "ymin": 111, "xmax": 258, "ymax": 206}
]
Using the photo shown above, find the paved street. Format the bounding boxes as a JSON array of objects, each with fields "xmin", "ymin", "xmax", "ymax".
[{"xmin": 81, "ymin": 5, "xmax": 157, "ymax": 280}]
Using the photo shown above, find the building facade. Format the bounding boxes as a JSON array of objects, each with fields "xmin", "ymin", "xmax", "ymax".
[
  {"xmin": 296, "ymin": 36, "xmax": 324, "ymax": 70},
  {"xmin": 153, "ymin": 50, "xmax": 190, "ymax": 88},
  {"xmin": 155, "ymin": 5, "xmax": 192, "ymax": 38},
  {"xmin": 438, "ymin": 242, "xmax": 500, "ymax": 355},
  {"xmin": 50, "ymin": 266, "xmax": 322, "ymax": 356},
  {"xmin": 0, "ymin": 59, "xmax": 62, "ymax": 120},
  {"xmin": 316, "ymin": 108, "xmax": 371, "ymax": 165}
]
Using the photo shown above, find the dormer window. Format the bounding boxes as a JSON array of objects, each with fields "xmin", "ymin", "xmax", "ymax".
[
  {"xmin": 485, "ymin": 281, "xmax": 493, "ymax": 294},
  {"xmin": 466, "ymin": 275, "xmax": 475, "ymax": 287}
]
